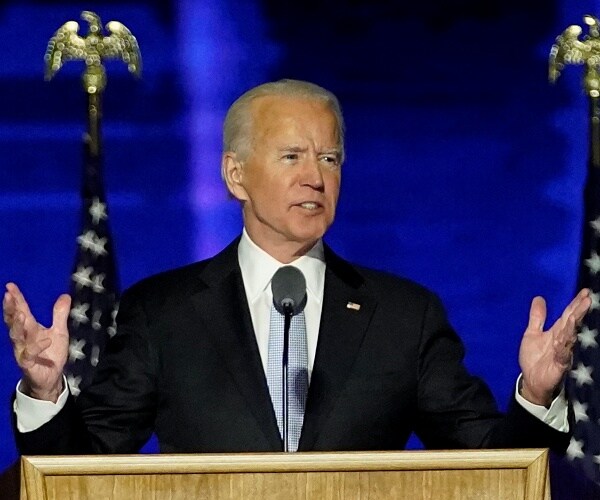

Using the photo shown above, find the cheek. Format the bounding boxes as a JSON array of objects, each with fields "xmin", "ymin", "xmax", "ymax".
[
  {"xmin": 257, "ymin": 184, "xmax": 287, "ymax": 215},
  {"xmin": 244, "ymin": 172, "xmax": 279, "ymax": 204},
  {"xmin": 325, "ymin": 174, "xmax": 341, "ymax": 203}
]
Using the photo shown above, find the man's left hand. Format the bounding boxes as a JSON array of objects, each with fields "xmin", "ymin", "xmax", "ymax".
[{"xmin": 519, "ymin": 288, "xmax": 591, "ymax": 406}]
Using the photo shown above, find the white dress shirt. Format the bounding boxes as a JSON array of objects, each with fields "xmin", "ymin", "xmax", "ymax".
[{"xmin": 238, "ymin": 228, "xmax": 325, "ymax": 379}]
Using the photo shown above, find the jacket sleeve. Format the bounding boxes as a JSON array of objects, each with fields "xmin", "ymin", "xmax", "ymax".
[
  {"xmin": 414, "ymin": 292, "xmax": 571, "ymax": 453},
  {"xmin": 13, "ymin": 286, "xmax": 158, "ymax": 455}
]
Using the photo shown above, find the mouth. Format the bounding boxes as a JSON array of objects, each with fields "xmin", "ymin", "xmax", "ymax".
[{"xmin": 297, "ymin": 202, "xmax": 322, "ymax": 211}]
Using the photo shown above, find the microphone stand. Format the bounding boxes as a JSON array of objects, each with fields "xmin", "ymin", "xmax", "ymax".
[
  {"xmin": 271, "ymin": 265, "xmax": 306, "ymax": 453},
  {"xmin": 282, "ymin": 305, "xmax": 292, "ymax": 452}
]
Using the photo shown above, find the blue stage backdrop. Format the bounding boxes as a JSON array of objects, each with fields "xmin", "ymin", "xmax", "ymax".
[{"xmin": 0, "ymin": 0, "xmax": 593, "ymax": 480}]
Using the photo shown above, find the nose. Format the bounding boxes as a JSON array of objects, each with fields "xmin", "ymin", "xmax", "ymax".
[{"xmin": 299, "ymin": 157, "xmax": 324, "ymax": 190}]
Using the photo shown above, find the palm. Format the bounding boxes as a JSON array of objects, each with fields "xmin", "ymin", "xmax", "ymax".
[
  {"xmin": 18, "ymin": 314, "xmax": 69, "ymax": 392},
  {"xmin": 519, "ymin": 314, "xmax": 570, "ymax": 398},
  {"xmin": 518, "ymin": 291, "xmax": 590, "ymax": 405},
  {"xmin": 4, "ymin": 283, "xmax": 70, "ymax": 399}
]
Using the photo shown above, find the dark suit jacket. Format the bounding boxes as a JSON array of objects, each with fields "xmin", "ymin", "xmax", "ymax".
[{"xmin": 15, "ymin": 238, "xmax": 570, "ymax": 455}]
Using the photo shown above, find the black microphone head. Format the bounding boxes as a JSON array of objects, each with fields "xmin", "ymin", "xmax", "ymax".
[{"xmin": 271, "ymin": 266, "xmax": 307, "ymax": 316}]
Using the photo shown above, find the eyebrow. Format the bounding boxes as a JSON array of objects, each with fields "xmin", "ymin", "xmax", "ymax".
[
  {"xmin": 320, "ymin": 148, "xmax": 341, "ymax": 156},
  {"xmin": 278, "ymin": 146, "xmax": 340, "ymax": 152},
  {"xmin": 277, "ymin": 146, "xmax": 341, "ymax": 158},
  {"xmin": 278, "ymin": 146, "xmax": 307, "ymax": 153}
]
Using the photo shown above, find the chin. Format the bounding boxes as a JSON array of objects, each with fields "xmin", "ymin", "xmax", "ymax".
[{"xmin": 290, "ymin": 224, "xmax": 329, "ymax": 245}]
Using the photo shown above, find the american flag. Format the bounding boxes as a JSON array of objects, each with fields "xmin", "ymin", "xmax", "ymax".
[
  {"xmin": 64, "ymin": 136, "xmax": 119, "ymax": 396},
  {"xmin": 566, "ymin": 156, "xmax": 600, "ymax": 483}
]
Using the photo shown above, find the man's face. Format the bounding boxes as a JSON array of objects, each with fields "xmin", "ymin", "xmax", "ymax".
[{"xmin": 225, "ymin": 95, "xmax": 342, "ymax": 260}]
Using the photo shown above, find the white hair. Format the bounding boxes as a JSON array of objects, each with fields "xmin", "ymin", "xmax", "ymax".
[{"xmin": 222, "ymin": 79, "xmax": 345, "ymax": 163}]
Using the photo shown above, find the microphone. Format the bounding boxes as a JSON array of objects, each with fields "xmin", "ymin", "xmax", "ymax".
[
  {"xmin": 271, "ymin": 266, "xmax": 307, "ymax": 452},
  {"xmin": 271, "ymin": 266, "xmax": 307, "ymax": 316}
]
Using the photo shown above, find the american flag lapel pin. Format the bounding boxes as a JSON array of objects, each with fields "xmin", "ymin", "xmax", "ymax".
[{"xmin": 346, "ymin": 301, "xmax": 361, "ymax": 311}]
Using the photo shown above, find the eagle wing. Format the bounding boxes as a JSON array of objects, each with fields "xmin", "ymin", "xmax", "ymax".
[
  {"xmin": 44, "ymin": 21, "xmax": 86, "ymax": 80},
  {"xmin": 549, "ymin": 25, "xmax": 587, "ymax": 82},
  {"xmin": 102, "ymin": 21, "xmax": 142, "ymax": 77}
]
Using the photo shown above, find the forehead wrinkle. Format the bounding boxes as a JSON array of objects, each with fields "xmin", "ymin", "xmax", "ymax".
[{"xmin": 248, "ymin": 95, "xmax": 341, "ymax": 156}]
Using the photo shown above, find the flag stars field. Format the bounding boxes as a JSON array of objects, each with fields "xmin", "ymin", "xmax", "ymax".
[
  {"xmin": 66, "ymin": 374, "xmax": 82, "ymax": 397},
  {"xmin": 590, "ymin": 217, "xmax": 600, "ymax": 235},
  {"xmin": 578, "ymin": 325, "xmax": 599, "ymax": 349},
  {"xmin": 567, "ymin": 438, "xmax": 585, "ymax": 460},
  {"xmin": 92, "ymin": 273, "xmax": 106, "ymax": 293},
  {"xmin": 69, "ymin": 338, "xmax": 86, "ymax": 363},
  {"xmin": 70, "ymin": 302, "xmax": 90, "ymax": 327},
  {"xmin": 585, "ymin": 251, "xmax": 600, "ymax": 274},
  {"xmin": 573, "ymin": 400, "xmax": 590, "ymax": 423},
  {"xmin": 570, "ymin": 362, "xmax": 594, "ymax": 387},
  {"xmin": 89, "ymin": 197, "xmax": 107, "ymax": 224},
  {"xmin": 77, "ymin": 230, "xmax": 108, "ymax": 257},
  {"xmin": 72, "ymin": 265, "xmax": 94, "ymax": 289}
]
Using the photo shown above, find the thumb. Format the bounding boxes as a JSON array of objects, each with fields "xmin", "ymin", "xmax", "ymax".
[
  {"xmin": 527, "ymin": 296, "xmax": 547, "ymax": 332},
  {"xmin": 52, "ymin": 294, "xmax": 72, "ymax": 332}
]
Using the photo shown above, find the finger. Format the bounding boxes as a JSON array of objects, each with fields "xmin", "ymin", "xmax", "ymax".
[
  {"xmin": 562, "ymin": 288, "xmax": 592, "ymax": 322},
  {"xmin": 3, "ymin": 284, "xmax": 21, "ymax": 321},
  {"xmin": 51, "ymin": 294, "xmax": 71, "ymax": 332},
  {"xmin": 552, "ymin": 314, "xmax": 578, "ymax": 366},
  {"xmin": 554, "ymin": 315, "xmax": 577, "ymax": 365},
  {"xmin": 5, "ymin": 283, "xmax": 36, "ymax": 331},
  {"xmin": 5, "ymin": 283, "xmax": 32, "ymax": 316},
  {"xmin": 556, "ymin": 300, "xmax": 590, "ymax": 334},
  {"xmin": 572, "ymin": 295, "xmax": 593, "ymax": 324},
  {"xmin": 528, "ymin": 296, "xmax": 547, "ymax": 332},
  {"xmin": 9, "ymin": 311, "xmax": 51, "ymax": 370},
  {"xmin": 8, "ymin": 311, "xmax": 26, "ymax": 344},
  {"xmin": 9, "ymin": 311, "xmax": 43, "ymax": 350},
  {"xmin": 3, "ymin": 290, "xmax": 16, "ymax": 325},
  {"xmin": 556, "ymin": 313, "xmax": 578, "ymax": 341},
  {"xmin": 19, "ymin": 337, "xmax": 52, "ymax": 367}
]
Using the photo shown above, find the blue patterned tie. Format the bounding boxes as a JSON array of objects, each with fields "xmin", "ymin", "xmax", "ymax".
[{"xmin": 266, "ymin": 303, "xmax": 308, "ymax": 452}]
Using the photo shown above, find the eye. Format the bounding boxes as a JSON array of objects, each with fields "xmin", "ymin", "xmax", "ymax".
[
  {"xmin": 282, "ymin": 153, "xmax": 299, "ymax": 161},
  {"xmin": 320, "ymin": 155, "xmax": 340, "ymax": 167}
]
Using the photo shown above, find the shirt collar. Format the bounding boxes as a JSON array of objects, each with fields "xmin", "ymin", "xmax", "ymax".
[{"xmin": 238, "ymin": 228, "xmax": 326, "ymax": 304}]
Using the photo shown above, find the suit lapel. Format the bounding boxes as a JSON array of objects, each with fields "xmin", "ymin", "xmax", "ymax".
[
  {"xmin": 189, "ymin": 240, "xmax": 282, "ymax": 450},
  {"xmin": 299, "ymin": 247, "xmax": 376, "ymax": 450}
]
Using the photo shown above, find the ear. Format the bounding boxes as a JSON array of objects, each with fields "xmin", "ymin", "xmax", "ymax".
[{"xmin": 221, "ymin": 152, "xmax": 248, "ymax": 201}]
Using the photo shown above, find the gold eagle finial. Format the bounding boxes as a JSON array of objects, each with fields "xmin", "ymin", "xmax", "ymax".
[
  {"xmin": 44, "ymin": 11, "xmax": 141, "ymax": 91},
  {"xmin": 549, "ymin": 15, "xmax": 600, "ymax": 96}
]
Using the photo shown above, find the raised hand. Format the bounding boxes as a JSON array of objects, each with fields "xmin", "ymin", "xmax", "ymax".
[
  {"xmin": 3, "ymin": 283, "xmax": 71, "ymax": 402},
  {"xmin": 518, "ymin": 288, "xmax": 591, "ymax": 406}
]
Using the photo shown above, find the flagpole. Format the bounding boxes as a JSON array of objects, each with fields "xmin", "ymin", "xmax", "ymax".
[
  {"xmin": 591, "ymin": 93, "xmax": 600, "ymax": 169},
  {"xmin": 83, "ymin": 68, "xmax": 103, "ymax": 206},
  {"xmin": 549, "ymin": 13, "xmax": 600, "ymax": 488},
  {"xmin": 585, "ymin": 55, "xmax": 600, "ymax": 168},
  {"xmin": 86, "ymin": 78, "xmax": 102, "ymax": 160},
  {"xmin": 43, "ymin": 10, "xmax": 142, "ymax": 394}
]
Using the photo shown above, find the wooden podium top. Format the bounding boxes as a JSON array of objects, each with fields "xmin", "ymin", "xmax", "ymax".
[{"xmin": 21, "ymin": 449, "xmax": 550, "ymax": 500}]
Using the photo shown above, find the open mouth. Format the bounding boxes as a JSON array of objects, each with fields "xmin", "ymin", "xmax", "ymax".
[{"xmin": 299, "ymin": 202, "xmax": 320, "ymax": 210}]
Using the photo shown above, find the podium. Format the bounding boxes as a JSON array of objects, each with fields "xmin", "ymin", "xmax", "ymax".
[{"xmin": 20, "ymin": 449, "xmax": 550, "ymax": 499}]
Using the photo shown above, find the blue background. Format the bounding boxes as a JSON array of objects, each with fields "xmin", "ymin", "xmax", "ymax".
[{"xmin": 0, "ymin": 0, "xmax": 595, "ymax": 477}]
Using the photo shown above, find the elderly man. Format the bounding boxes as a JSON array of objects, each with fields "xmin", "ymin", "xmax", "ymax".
[{"xmin": 4, "ymin": 79, "xmax": 590, "ymax": 454}]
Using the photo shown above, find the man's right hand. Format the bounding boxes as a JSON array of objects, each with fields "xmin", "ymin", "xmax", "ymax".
[{"xmin": 3, "ymin": 283, "xmax": 70, "ymax": 402}]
